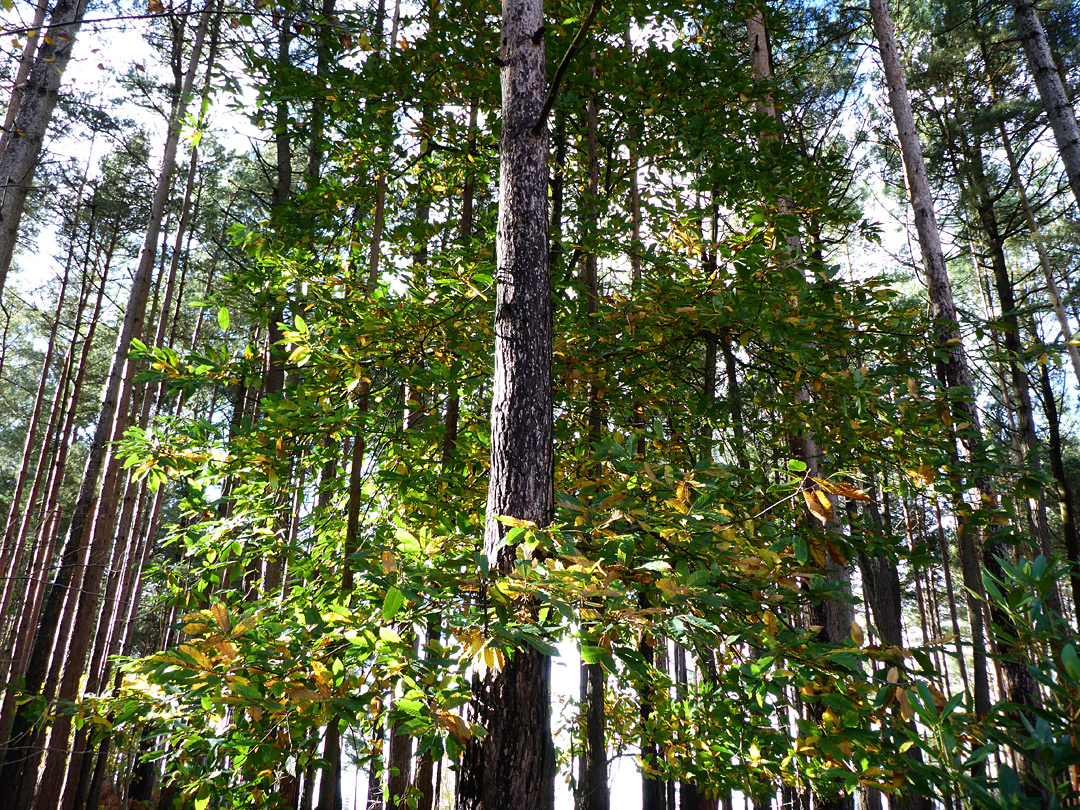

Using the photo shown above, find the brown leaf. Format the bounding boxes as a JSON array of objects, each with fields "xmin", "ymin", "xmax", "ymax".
[
  {"xmin": 211, "ymin": 603, "xmax": 231, "ymax": 634},
  {"xmin": 825, "ymin": 537, "xmax": 847, "ymax": 566},
  {"xmin": 812, "ymin": 477, "xmax": 872, "ymax": 502},
  {"xmin": 802, "ymin": 488, "xmax": 833, "ymax": 524},
  {"xmin": 147, "ymin": 0, "xmax": 164, "ymax": 12}
]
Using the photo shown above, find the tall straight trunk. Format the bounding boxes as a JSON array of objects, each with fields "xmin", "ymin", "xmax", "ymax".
[
  {"xmin": 932, "ymin": 498, "xmax": 969, "ymax": 693},
  {"xmin": 0, "ymin": 6, "xmax": 211, "ymax": 800},
  {"xmin": 0, "ymin": 0, "xmax": 50, "ymax": 158},
  {"xmin": 60, "ymin": 104, "xmax": 212, "ymax": 808},
  {"xmin": 1035, "ymin": 330, "xmax": 1080, "ymax": 626},
  {"xmin": 869, "ymin": 0, "xmax": 995, "ymax": 716},
  {"xmin": 625, "ymin": 27, "xmax": 642, "ymax": 288},
  {"xmin": 305, "ymin": 0, "xmax": 337, "ymax": 184},
  {"xmin": 981, "ymin": 46, "xmax": 1080, "ymax": 387},
  {"xmin": 749, "ymin": 14, "xmax": 852, "ymax": 807},
  {"xmin": 317, "ymin": 722, "xmax": 341, "ymax": 810},
  {"xmin": 965, "ymin": 133, "xmax": 1053, "ymax": 560},
  {"xmin": 859, "ymin": 489, "xmax": 930, "ymax": 810},
  {"xmin": 638, "ymin": 598, "xmax": 664, "ymax": 810},
  {"xmin": 1011, "ymin": 0, "xmax": 1080, "ymax": 211},
  {"xmin": 0, "ymin": 238, "xmax": 111, "ymax": 744},
  {"xmin": 871, "ymin": 1, "xmax": 1048, "ymax": 798},
  {"xmin": 456, "ymin": 0, "xmax": 553, "ymax": 805},
  {"xmin": 578, "ymin": 56, "xmax": 609, "ymax": 810},
  {"xmin": 0, "ymin": 201, "xmax": 80, "ymax": 629},
  {"xmin": 0, "ymin": 0, "xmax": 91, "ymax": 298}
]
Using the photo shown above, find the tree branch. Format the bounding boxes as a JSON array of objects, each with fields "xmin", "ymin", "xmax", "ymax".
[{"xmin": 531, "ymin": 0, "xmax": 603, "ymax": 136}]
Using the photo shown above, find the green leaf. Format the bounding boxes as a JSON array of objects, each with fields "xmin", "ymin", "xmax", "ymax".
[
  {"xmin": 194, "ymin": 784, "xmax": 211, "ymax": 810},
  {"xmin": 1062, "ymin": 643, "xmax": 1080, "ymax": 682},
  {"xmin": 382, "ymin": 587, "xmax": 405, "ymax": 621},
  {"xmin": 787, "ymin": 459, "xmax": 807, "ymax": 473},
  {"xmin": 793, "ymin": 535, "xmax": 808, "ymax": 565},
  {"xmin": 217, "ymin": 306, "xmax": 230, "ymax": 331},
  {"xmin": 579, "ymin": 646, "xmax": 605, "ymax": 664},
  {"xmin": 1015, "ymin": 476, "xmax": 1041, "ymax": 499}
]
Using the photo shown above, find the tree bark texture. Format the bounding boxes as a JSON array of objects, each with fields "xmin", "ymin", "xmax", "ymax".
[
  {"xmin": 1012, "ymin": 0, "xmax": 1080, "ymax": 211},
  {"xmin": 457, "ymin": 0, "xmax": 553, "ymax": 806},
  {"xmin": 0, "ymin": 6, "xmax": 211, "ymax": 799},
  {"xmin": 0, "ymin": 0, "xmax": 92, "ymax": 299},
  {"xmin": 869, "ymin": 0, "xmax": 994, "ymax": 719}
]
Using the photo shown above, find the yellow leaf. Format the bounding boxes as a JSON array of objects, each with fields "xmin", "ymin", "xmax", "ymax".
[
  {"xmin": 812, "ymin": 477, "xmax": 872, "ymax": 502},
  {"xmin": 232, "ymin": 615, "xmax": 257, "ymax": 637},
  {"xmin": 822, "ymin": 708, "xmax": 839, "ymax": 732},
  {"xmin": 763, "ymin": 611, "xmax": 777, "ymax": 636},
  {"xmin": 312, "ymin": 661, "xmax": 332, "ymax": 697},
  {"xmin": 802, "ymin": 489, "xmax": 833, "ymax": 524},
  {"xmin": 807, "ymin": 536, "xmax": 827, "ymax": 568},
  {"xmin": 907, "ymin": 464, "xmax": 936, "ymax": 486},
  {"xmin": 906, "ymin": 378, "xmax": 919, "ymax": 398},
  {"xmin": 381, "ymin": 550, "xmax": 399, "ymax": 574},
  {"xmin": 850, "ymin": 620, "xmax": 864, "ymax": 647},
  {"xmin": 210, "ymin": 603, "xmax": 231, "ymax": 635},
  {"xmin": 179, "ymin": 644, "xmax": 212, "ymax": 670}
]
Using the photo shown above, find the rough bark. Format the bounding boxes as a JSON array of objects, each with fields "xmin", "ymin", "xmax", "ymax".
[
  {"xmin": 872, "ymin": 0, "xmax": 1048, "ymax": 799},
  {"xmin": 1012, "ymin": 0, "xmax": 1080, "ymax": 211},
  {"xmin": 456, "ymin": 0, "xmax": 553, "ymax": 805},
  {"xmin": 0, "ymin": 0, "xmax": 92, "ymax": 299},
  {"xmin": 869, "ymin": 0, "xmax": 994, "ymax": 717},
  {"xmin": 0, "ymin": 6, "xmax": 211, "ymax": 799}
]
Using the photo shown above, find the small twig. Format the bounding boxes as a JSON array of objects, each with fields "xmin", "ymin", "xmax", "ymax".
[{"xmin": 531, "ymin": 0, "xmax": 603, "ymax": 135}]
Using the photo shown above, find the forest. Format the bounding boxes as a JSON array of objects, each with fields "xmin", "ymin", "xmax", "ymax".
[{"xmin": 0, "ymin": 0, "xmax": 1079, "ymax": 807}]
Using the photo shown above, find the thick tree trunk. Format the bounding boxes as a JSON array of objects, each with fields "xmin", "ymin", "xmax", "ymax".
[
  {"xmin": 456, "ymin": 0, "xmax": 553, "ymax": 805},
  {"xmin": 0, "ymin": 0, "xmax": 92, "ymax": 299},
  {"xmin": 1012, "ymin": 0, "xmax": 1080, "ymax": 211}
]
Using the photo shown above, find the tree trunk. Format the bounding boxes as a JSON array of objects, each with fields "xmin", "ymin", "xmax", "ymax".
[
  {"xmin": 872, "ymin": 0, "xmax": 1049, "ymax": 799},
  {"xmin": 456, "ymin": 0, "xmax": 553, "ymax": 805},
  {"xmin": 1035, "ymin": 329, "xmax": 1080, "ymax": 627},
  {"xmin": 0, "ymin": 6, "xmax": 211, "ymax": 801},
  {"xmin": 869, "ymin": 0, "xmax": 996, "ymax": 717},
  {"xmin": 0, "ymin": 0, "xmax": 92, "ymax": 299},
  {"xmin": 1012, "ymin": 0, "xmax": 1080, "ymax": 211}
]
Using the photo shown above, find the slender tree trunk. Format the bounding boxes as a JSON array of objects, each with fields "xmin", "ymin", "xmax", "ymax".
[
  {"xmin": 0, "ymin": 7, "xmax": 211, "ymax": 800},
  {"xmin": 0, "ymin": 0, "xmax": 91, "ymax": 298},
  {"xmin": 0, "ymin": 0, "xmax": 50, "ymax": 158},
  {"xmin": 870, "ymin": 0, "xmax": 996, "ymax": 716},
  {"xmin": 456, "ymin": 0, "xmax": 553, "ymax": 805},
  {"xmin": 1012, "ymin": 0, "xmax": 1080, "ymax": 211},
  {"xmin": 872, "ymin": 2, "xmax": 1048, "ymax": 798},
  {"xmin": 1035, "ymin": 329, "xmax": 1080, "ymax": 627}
]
